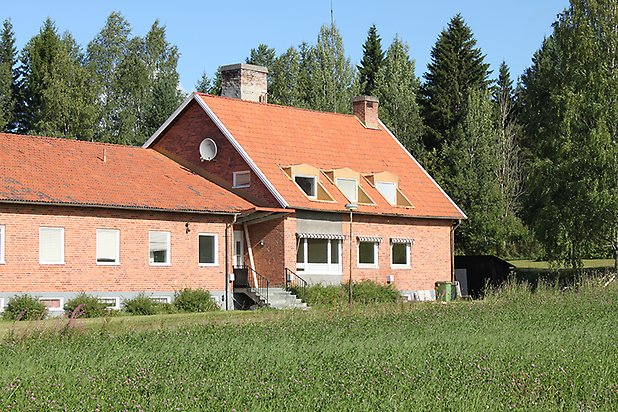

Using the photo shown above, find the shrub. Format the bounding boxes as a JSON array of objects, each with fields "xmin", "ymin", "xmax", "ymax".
[
  {"xmin": 2, "ymin": 294, "xmax": 47, "ymax": 321},
  {"xmin": 296, "ymin": 281, "xmax": 401, "ymax": 307},
  {"xmin": 122, "ymin": 294, "xmax": 175, "ymax": 316},
  {"xmin": 64, "ymin": 293, "xmax": 108, "ymax": 318},
  {"xmin": 173, "ymin": 288, "xmax": 219, "ymax": 313}
]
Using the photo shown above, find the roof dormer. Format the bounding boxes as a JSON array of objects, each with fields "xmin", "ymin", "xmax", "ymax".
[
  {"xmin": 282, "ymin": 164, "xmax": 335, "ymax": 202},
  {"xmin": 364, "ymin": 172, "xmax": 414, "ymax": 208},
  {"xmin": 324, "ymin": 167, "xmax": 375, "ymax": 205}
]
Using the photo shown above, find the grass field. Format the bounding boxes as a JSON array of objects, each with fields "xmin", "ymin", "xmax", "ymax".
[
  {"xmin": 1, "ymin": 279, "xmax": 617, "ymax": 411},
  {"xmin": 508, "ymin": 258, "xmax": 615, "ymax": 269}
]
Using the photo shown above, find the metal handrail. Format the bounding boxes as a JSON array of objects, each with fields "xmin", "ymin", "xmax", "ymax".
[
  {"xmin": 248, "ymin": 266, "xmax": 269, "ymax": 306},
  {"xmin": 285, "ymin": 268, "xmax": 308, "ymax": 302}
]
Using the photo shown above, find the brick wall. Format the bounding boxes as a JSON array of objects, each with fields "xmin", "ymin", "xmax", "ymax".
[
  {"xmin": 152, "ymin": 101, "xmax": 280, "ymax": 207},
  {"xmin": 0, "ymin": 204, "xmax": 234, "ymax": 293}
]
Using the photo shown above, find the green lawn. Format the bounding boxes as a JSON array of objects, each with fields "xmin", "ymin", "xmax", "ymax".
[
  {"xmin": 508, "ymin": 258, "xmax": 615, "ymax": 269},
  {"xmin": 1, "ymin": 281, "xmax": 617, "ymax": 411}
]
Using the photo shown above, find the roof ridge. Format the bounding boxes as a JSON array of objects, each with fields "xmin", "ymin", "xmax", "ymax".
[
  {"xmin": 196, "ymin": 92, "xmax": 359, "ymax": 119},
  {"xmin": 0, "ymin": 132, "xmax": 145, "ymax": 150}
]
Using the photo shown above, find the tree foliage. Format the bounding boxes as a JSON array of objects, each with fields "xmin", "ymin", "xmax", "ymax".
[{"xmin": 520, "ymin": 0, "xmax": 618, "ymax": 267}]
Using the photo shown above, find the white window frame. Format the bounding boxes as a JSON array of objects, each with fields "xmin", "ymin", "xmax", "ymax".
[
  {"xmin": 233, "ymin": 171, "xmax": 251, "ymax": 188},
  {"xmin": 198, "ymin": 233, "xmax": 219, "ymax": 267},
  {"xmin": 390, "ymin": 242, "xmax": 411, "ymax": 268},
  {"xmin": 296, "ymin": 238, "xmax": 342, "ymax": 274},
  {"xmin": 0, "ymin": 225, "xmax": 5, "ymax": 264},
  {"xmin": 98, "ymin": 297, "xmax": 121, "ymax": 310},
  {"xmin": 0, "ymin": 297, "xmax": 5, "ymax": 312},
  {"xmin": 39, "ymin": 227, "xmax": 65, "ymax": 265},
  {"xmin": 357, "ymin": 241, "xmax": 379, "ymax": 268},
  {"xmin": 150, "ymin": 296, "xmax": 171, "ymax": 304},
  {"xmin": 336, "ymin": 178, "xmax": 358, "ymax": 203},
  {"xmin": 96, "ymin": 229, "xmax": 120, "ymax": 266},
  {"xmin": 294, "ymin": 174, "xmax": 317, "ymax": 199},
  {"xmin": 376, "ymin": 181, "xmax": 397, "ymax": 205},
  {"xmin": 149, "ymin": 231, "xmax": 171, "ymax": 266},
  {"xmin": 39, "ymin": 297, "xmax": 64, "ymax": 313}
]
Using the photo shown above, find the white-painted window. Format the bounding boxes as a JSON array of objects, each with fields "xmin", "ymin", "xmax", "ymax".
[
  {"xmin": 296, "ymin": 238, "xmax": 342, "ymax": 274},
  {"xmin": 39, "ymin": 297, "xmax": 64, "ymax": 312},
  {"xmin": 98, "ymin": 297, "xmax": 120, "ymax": 310},
  {"xmin": 391, "ymin": 242, "xmax": 410, "ymax": 268},
  {"xmin": 0, "ymin": 225, "xmax": 4, "ymax": 264},
  {"xmin": 376, "ymin": 181, "xmax": 397, "ymax": 205},
  {"xmin": 150, "ymin": 296, "xmax": 171, "ymax": 304},
  {"xmin": 336, "ymin": 178, "xmax": 358, "ymax": 203},
  {"xmin": 294, "ymin": 175, "xmax": 317, "ymax": 198},
  {"xmin": 39, "ymin": 227, "xmax": 64, "ymax": 264},
  {"xmin": 198, "ymin": 233, "xmax": 218, "ymax": 266},
  {"xmin": 358, "ymin": 241, "xmax": 379, "ymax": 267},
  {"xmin": 233, "ymin": 171, "xmax": 251, "ymax": 188},
  {"xmin": 96, "ymin": 229, "xmax": 120, "ymax": 265},
  {"xmin": 149, "ymin": 231, "xmax": 171, "ymax": 265}
]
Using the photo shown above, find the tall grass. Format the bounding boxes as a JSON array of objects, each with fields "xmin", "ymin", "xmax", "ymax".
[{"xmin": 0, "ymin": 277, "xmax": 616, "ymax": 411}]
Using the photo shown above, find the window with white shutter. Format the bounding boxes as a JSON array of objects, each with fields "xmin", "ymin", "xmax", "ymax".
[
  {"xmin": 39, "ymin": 227, "xmax": 64, "ymax": 264},
  {"xmin": 96, "ymin": 229, "xmax": 120, "ymax": 265}
]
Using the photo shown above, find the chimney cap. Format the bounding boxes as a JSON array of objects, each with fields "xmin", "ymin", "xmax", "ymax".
[
  {"xmin": 353, "ymin": 95, "xmax": 379, "ymax": 103},
  {"xmin": 219, "ymin": 63, "xmax": 268, "ymax": 74}
]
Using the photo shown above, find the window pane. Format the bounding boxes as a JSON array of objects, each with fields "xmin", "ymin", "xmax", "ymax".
[
  {"xmin": 376, "ymin": 182, "xmax": 397, "ymax": 205},
  {"xmin": 392, "ymin": 243, "xmax": 408, "ymax": 265},
  {"xmin": 40, "ymin": 228, "xmax": 63, "ymax": 263},
  {"xmin": 336, "ymin": 178, "xmax": 357, "ymax": 202},
  {"xmin": 97, "ymin": 230, "xmax": 119, "ymax": 263},
  {"xmin": 307, "ymin": 239, "xmax": 328, "ymax": 263},
  {"xmin": 330, "ymin": 240, "xmax": 340, "ymax": 264},
  {"xmin": 295, "ymin": 176, "xmax": 316, "ymax": 197},
  {"xmin": 149, "ymin": 231, "xmax": 169, "ymax": 264},
  {"xmin": 199, "ymin": 235, "xmax": 216, "ymax": 264},
  {"xmin": 234, "ymin": 171, "xmax": 251, "ymax": 187},
  {"xmin": 358, "ymin": 241, "xmax": 376, "ymax": 264},
  {"xmin": 296, "ymin": 239, "xmax": 305, "ymax": 263}
]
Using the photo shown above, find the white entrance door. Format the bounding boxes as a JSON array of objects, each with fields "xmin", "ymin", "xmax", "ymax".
[{"xmin": 233, "ymin": 230, "xmax": 244, "ymax": 269}]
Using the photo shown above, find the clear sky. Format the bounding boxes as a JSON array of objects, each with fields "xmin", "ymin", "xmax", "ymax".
[{"xmin": 2, "ymin": 0, "xmax": 569, "ymax": 91}]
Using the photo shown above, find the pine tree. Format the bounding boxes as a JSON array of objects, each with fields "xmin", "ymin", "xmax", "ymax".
[
  {"xmin": 358, "ymin": 24, "xmax": 384, "ymax": 96},
  {"xmin": 0, "ymin": 19, "xmax": 17, "ymax": 132},
  {"xmin": 420, "ymin": 14, "xmax": 491, "ymax": 151},
  {"xmin": 17, "ymin": 18, "xmax": 96, "ymax": 139},
  {"xmin": 87, "ymin": 12, "xmax": 131, "ymax": 142},
  {"xmin": 374, "ymin": 36, "xmax": 424, "ymax": 160},
  {"xmin": 520, "ymin": 0, "xmax": 618, "ymax": 268}
]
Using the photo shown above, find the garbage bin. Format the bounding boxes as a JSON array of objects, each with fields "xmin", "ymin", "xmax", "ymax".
[{"xmin": 435, "ymin": 281, "xmax": 454, "ymax": 302}]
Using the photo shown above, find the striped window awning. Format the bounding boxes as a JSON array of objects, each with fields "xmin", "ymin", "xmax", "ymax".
[
  {"xmin": 390, "ymin": 237, "xmax": 414, "ymax": 244},
  {"xmin": 296, "ymin": 233, "xmax": 346, "ymax": 240},
  {"xmin": 357, "ymin": 236, "xmax": 383, "ymax": 243}
]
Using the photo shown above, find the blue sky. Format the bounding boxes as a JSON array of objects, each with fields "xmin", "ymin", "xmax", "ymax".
[{"xmin": 3, "ymin": 0, "xmax": 568, "ymax": 91}]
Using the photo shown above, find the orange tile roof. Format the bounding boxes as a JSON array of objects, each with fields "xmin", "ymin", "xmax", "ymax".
[
  {"xmin": 0, "ymin": 133, "xmax": 252, "ymax": 214},
  {"xmin": 198, "ymin": 94, "xmax": 465, "ymax": 219}
]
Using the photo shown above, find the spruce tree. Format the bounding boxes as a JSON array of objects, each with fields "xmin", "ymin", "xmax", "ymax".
[
  {"xmin": 0, "ymin": 19, "xmax": 17, "ymax": 132},
  {"xmin": 358, "ymin": 24, "xmax": 384, "ymax": 96},
  {"xmin": 374, "ymin": 36, "xmax": 424, "ymax": 160},
  {"xmin": 17, "ymin": 18, "xmax": 96, "ymax": 139},
  {"xmin": 420, "ymin": 14, "xmax": 491, "ymax": 151},
  {"xmin": 246, "ymin": 43, "xmax": 276, "ymax": 69}
]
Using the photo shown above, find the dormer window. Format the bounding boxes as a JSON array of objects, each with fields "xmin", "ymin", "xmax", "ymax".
[
  {"xmin": 233, "ymin": 171, "xmax": 251, "ymax": 188},
  {"xmin": 295, "ymin": 175, "xmax": 316, "ymax": 198},
  {"xmin": 376, "ymin": 181, "xmax": 397, "ymax": 205},
  {"xmin": 336, "ymin": 178, "xmax": 358, "ymax": 203}
]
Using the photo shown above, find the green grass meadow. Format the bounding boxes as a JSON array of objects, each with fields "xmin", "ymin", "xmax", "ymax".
[{"xmin": 1, "ymin": 278, "xmax": 617, "ymax": 411}]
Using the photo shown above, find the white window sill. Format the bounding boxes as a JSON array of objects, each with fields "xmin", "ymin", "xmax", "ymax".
[
  {"xmin": 40, "ymin": 261, "xmax": 65, "ymax": 265},
  {"xmin": 149, "ymin": 263, "xmax": 171, "ymax": 267},
  {"xmin": 358, "ymin": 263, "xmax": 379, "ymax": 269},
  {"xmin": 232, "ymin": 185, "xmax": 250, "ymax": 189},
  {"xmin": 97, "ymin": 261, "xmax": 120, "ymax": 266},
  {"xmin": 391, "ymin": 264, "xmax": 411, "ymax": 269}
]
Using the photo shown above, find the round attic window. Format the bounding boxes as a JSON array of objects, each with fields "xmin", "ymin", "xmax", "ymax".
[{"xmin": 199, "ymin": 138, "xmax": 217, "ymax": 161}]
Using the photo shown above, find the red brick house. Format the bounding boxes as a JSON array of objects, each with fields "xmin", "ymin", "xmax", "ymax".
[{"xmin": 0, "ymin": 63, "xmax": 465, "ymax": 311}]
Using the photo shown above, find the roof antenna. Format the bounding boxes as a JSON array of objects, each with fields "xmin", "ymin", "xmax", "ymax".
[{"xmin": 331, "ymin": 0, "xmax": 337, "ymax": 113}]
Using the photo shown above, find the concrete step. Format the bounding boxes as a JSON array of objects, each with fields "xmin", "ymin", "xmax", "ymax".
[{"xmin": 259, "ymin": 287, "xmax": 307, "ymax": 310}]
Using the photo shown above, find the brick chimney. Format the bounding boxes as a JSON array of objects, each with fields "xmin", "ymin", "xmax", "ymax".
[
  {"xmin": 353, "ymin": 96, "xmax": 380, "ymax": 129},
  {"xmin": 220, "ymin": 63, "xmax": 268, "ymax": 103}
]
